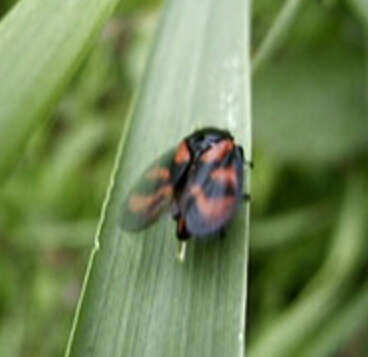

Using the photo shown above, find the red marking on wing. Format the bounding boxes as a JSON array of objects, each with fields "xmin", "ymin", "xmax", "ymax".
[
  {"xmin": 175, "ymin": 141, "xmax": 191, "ymax": 164},
  {"xmin": 211, "ymin": 166, "xmax": 237, "ymax": 188},
  {"xmin": 201, "ymin": 139, "xmax": 234, "ymax": 163},
  {"xmin": 190, "ymin": 184, "xmax": 235, "ymax": 221},
  {"xmin": 146, "ymin": 167, "xmax": 171, "ymax": 180},
  {"xmin": 129, "ymin": 185, "xmax": 173, "ymax": 213}
]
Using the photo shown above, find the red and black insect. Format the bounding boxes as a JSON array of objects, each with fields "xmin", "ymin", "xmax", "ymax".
[{"xmin": 120, "ymin": 127, "xmax": 250, "ymax": 241}]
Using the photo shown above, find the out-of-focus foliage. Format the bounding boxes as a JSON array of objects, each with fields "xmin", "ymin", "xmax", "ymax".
[
  {"xmin": 0, "ymin": 0, "xmax": 18, "ymax": 19},
  {"xmin": 249, "ymin": 1, "xmax": 368, "ymax": 356},
  {"xmin": 0, "ymin": 2, "xmax": 158, "ymax": 355},
  {"xmin": 0, "ymin": 0, "xmax": 367, "ymax": 356},
  {"xmin": 0, "ymin": 0, "xmax": 124, "ymax": 183}
]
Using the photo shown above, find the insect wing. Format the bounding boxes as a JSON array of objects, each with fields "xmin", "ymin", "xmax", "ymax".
[
  {"xmin": 120, "ymin": 149, "xmax": 176, "ymax": 232},
  {"xmin": 180, "ymin": 147, "xmax": 243, "ymax": 237},
  {"xmin": 120, "ymin": 145, "xmax": 191, "ymax": 232}
]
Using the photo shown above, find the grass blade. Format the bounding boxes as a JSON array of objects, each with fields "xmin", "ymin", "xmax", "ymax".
[
  {"xmin": 250, "ymin": 202, "xmax": 332, "ymax": 252},
  {"xmin": 348, "ymin": 0, "xmax": 368, "ymax": 102},
  {"xmin": 348, "ymin": 0, "xmax": 368, "ymax": 24},
  {"xmin": 300, "ymin": 283, "xmax": 368, "ymax": 357},
  {"xmin": 248, "ymin": 174, "xmax": 367, "ymax": 357},
  {"xmin": 66, "ymin": 0, "xmax": 252, "ymax": 356},
  {"xmin": 252, "ymin": 0, "xmax": 307, "ymax": 74},
  {"xmin": 0, "ymin": 0, "xmax": 119, "ymax": 182}
]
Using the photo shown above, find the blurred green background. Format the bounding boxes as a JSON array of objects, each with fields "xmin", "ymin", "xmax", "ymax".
[{"xmin": 0, "ymin": 0, "xmax": 367, "ymax": 356}]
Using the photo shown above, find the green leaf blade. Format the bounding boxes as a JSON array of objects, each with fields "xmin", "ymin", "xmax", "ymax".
[
  {"xmin": 0, "ymin": 0, "xmax": 119, "ymax": 181},
  {"xmin": 66, "ymin": 0, "xmax": 252, "ymax": 356}
]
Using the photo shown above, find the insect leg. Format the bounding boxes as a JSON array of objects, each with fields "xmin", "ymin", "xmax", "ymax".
[
  {"xmin": 236, "ymin": 146, "xmax": 253, "ymax": 168},
  {"xmin": 176, "ymin": 217, "xmax": 191, "ymax": 241},
  {"xmin": 175, "ymin": 217, "xmax": 190, "ymax": 262}
]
